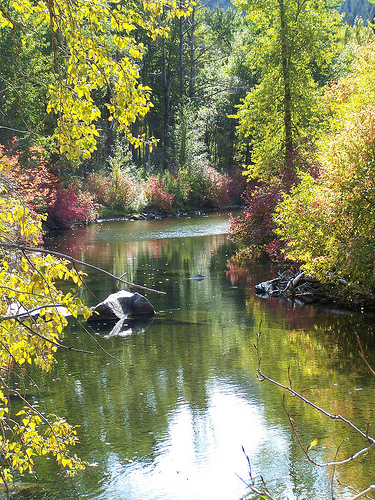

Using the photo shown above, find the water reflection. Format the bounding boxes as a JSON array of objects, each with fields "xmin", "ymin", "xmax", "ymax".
[
  {"xmin": 36, "ymin": 212, "xmax": 375, "ymax": 500},
  {"xmin": 88, "ymin": 316, "xmax": 155, "ymax": 338},
  {"xmin": 104, "ymin": 384, "xmax": 267, "ymax": 500}
]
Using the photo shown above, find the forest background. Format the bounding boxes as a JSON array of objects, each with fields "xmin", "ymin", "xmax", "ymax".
[{"xmin": 2, "ymin": 0, "xmax": 375, "ymax": 301}]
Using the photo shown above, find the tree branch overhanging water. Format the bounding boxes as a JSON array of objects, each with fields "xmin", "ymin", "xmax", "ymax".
[
  {"xmin": 0, "ymin": 242, "xmax": 166, "ymax": 295},
  {"xmin": 247, "ymin": 329, "xmax": 375, "ymax": 500}
]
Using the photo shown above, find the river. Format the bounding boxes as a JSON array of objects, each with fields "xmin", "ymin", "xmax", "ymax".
[{"xmin": 26, "ymin": 211, "xmax": 375, "ymax": 499}]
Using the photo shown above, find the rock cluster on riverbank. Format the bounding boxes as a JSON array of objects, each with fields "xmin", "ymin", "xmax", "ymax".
[{"xmin": 97, "ymin": 210, "xmax": 204, "ymax": 223}]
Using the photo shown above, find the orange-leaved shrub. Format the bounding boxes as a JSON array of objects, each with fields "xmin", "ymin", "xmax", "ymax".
[{"xmin": 1, "ymin": 144, "xmax": 58, "ymax": 213}]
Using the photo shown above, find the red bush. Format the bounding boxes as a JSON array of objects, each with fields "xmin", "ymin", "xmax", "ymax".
[
  {"xmin": 144, "ymin": 175, "xmax": 175, "ymax": 213},
  {"xmin": 226, "ymin": 165, "xmax": 248, "ymax": 202},
  {"xmin": 229, "ymin": 182, "xmax": 282, "ymax": 248},
  {"xmin": 49, "ymin": 182, "xmax": 98, "ymax": 227},
  {"xmin": 265, "ymin": 238, "xmax": 288, "ymax": 262}
]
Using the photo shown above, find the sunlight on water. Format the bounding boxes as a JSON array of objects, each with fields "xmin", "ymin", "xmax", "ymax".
[
  {"xmin": 100, "ymin": 382, "xmax": 269, "ymax": 500},
  {"xmin": 95, "ymin": 212, "xmax": 231, "ymax": 242}
]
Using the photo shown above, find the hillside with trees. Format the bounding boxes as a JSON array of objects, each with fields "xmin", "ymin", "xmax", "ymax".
[{"xmin": 340, "ymin": 0, "xmax": 375, "ymax": 23}]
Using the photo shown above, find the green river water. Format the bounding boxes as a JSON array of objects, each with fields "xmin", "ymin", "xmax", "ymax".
[{"xmin": 17, "ymin": 211, "xmax": 375, "ymax": 500}]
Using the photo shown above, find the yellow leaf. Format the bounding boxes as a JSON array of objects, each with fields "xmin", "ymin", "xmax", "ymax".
[{"xmin": 310, "ymin": 439, "xmax": 318, "ymax": 448}]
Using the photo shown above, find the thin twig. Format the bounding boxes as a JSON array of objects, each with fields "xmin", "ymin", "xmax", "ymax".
[
  {"xmin": 0, "ymin": 335, "xmax": 49, "ymax": 414},
  {"xmin": 256, "ymin": 331, "xmax": 375, "ymax": 468},
  {"xmin": 71, "ymin": 315, "xmax": 121, "ymax": 362},
  {"xmin": 17, "ymin": 318, "xmax": 93, "ymax": 354},
  {"xmin": 236, "ymin": 446, "xmax": 277, "ymax": 500},
  {"xmin": 0, "ymin": 375, "xmax": 79, "ymax": 463},
  {"xmin": 331, "ymin": 439, "xmax": 349, "ymax": 500},
  {"xmin": 355, "ymin": 331, "xmax": 375, "ymax": 377},
  {"xmin": 0, "ymin": 466, "xmax": 10, "ymax": 500},
  {"xmin": 0, "ymin": 242, "xmax": 166, "ymax": 294}
]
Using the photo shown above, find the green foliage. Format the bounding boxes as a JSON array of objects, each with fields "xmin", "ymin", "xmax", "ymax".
[
  {"xmin": 170, "ymin": 102, "xmax": 209, "ymax": 173},
  {"xmin": 232, "ymin": 0, "xmax": 344, "ymax": 179},
  {"xmin": 275, "ymin": 42, "xmax": 375, "ymax": 293},
  {"xmin": 161, "ymin": 169, "xmax": 192, "ymax": 211},
  {"xmin": 0, "ymin": 154, "xmax": 92, "ymax": 482},
  {"xmin": 0, "ymin": 0, "xmax": 191, "ymax": 160},
  {"xmin": 0, "ymin": 11, "xmax": 56, "ymax": 145}
]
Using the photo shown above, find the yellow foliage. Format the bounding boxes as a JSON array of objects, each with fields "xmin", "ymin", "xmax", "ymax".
[
  {"xmin": 1, "ymin": 0, "xmax": 192, "ymax": 160},
  {"xmin": 0, "ymin": 156, "xmax": 90, "ymax": 481},
  {"xmin": 275, "ymin": 42, "xmax": 375, "ymax": 291}
]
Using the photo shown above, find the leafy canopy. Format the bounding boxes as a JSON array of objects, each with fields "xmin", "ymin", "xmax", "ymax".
[
  {"xmin": 232, "ymin": 0, "xmax": 343, "ymax": 180},
  {"xmin": 0, "ymin": 0, "xmax": 191, "ymax": 160}
]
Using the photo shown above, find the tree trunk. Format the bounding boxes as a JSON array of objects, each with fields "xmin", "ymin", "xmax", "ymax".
[
  {"xmin": 279, "ymin": 0, "xmax": 293, "ymax": 164},
  {"xmin": 162, "ymin": 37, "xmax": 171, "ymax": 167},
  {"xmin": 131, "ymin": 119, "xmax": 139, "ymax": 166},
  {"xmin": 188, "ymin": 6, "xmax": 196, "ymax": 99},
  {"xmin": 105, "ymin": 87, "xmax": 114, "ymax": 159},
  {"xmin": 179, "ymin": 14, "xmax": 184, "ymax": 102}
]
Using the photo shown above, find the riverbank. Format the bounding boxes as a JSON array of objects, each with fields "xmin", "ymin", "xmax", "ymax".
[
  {"xmin": 97, "ymin": 209, "xmax": 207, "ymax": 223},
  {"xmin": 45, "ymin": 205, "xmax": 241, "ymax": 231},
  {"xmin": 255, "ymin": 267, "xmax": 375, "ymax": 312}
]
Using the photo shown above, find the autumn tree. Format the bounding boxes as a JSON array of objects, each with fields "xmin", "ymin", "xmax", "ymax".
[
  {"xmin": 233, "ymin": 0, "xmax": 343, "ymax": 181},
  {"xmin": 0, "ymin": 0, "xmax": 191, "ymax": 161},
  {"xmin": 0, "ymin": 153, "xmax": 90, "ymax": 487},
  {"xmin": 274, "ymin": 41, "xmax": 375, "ymax": 300}
]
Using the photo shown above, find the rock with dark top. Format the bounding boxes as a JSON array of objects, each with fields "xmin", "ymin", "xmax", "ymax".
[{"xmin": 88, "ymin": 291, "xmax": 155, "ymax": 321}]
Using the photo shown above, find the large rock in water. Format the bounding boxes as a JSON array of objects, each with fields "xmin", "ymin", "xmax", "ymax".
[{"xmin": 89, "ymin": 291, "xmax": 155, "ymax": 321}]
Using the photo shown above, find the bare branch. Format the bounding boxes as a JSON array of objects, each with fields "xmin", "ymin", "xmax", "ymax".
[
  {"xmin": 236, "ymin": 447, "xmax": 277, "ymax": 500},
  {"xmin": 255, "ymin": 331, "xmax": 375, "ymax": 468},
  {"xmin": 355, "ymin": 332, "xmax": 375, "ymax": 377},
  {"xmin": 0, "ymin": 242, "xmax": 166, "ymax": 295},
  {"xmin": 0, "ymin": 304, "xmax": 69, "ymax": 321},
  {"xmin": 349, "ymin": 485, "xmax": 375, "ymax": 500}
]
